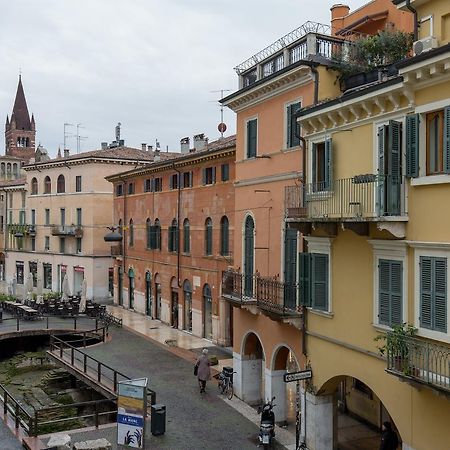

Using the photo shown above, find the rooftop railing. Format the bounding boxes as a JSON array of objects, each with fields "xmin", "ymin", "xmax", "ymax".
[
  {"xmin": 386, "ymin": 334, "xmax": 450, "ymax": 394},
  {"xmin": 285, "ymin": 175, "xmax": 407, "ymax": 221}
]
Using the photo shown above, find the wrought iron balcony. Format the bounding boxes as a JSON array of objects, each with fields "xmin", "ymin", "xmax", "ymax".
[
  {"xmin": 51, "ymin": 225, "xmax": 83, "ymax": 237},
  {"xmin": 110, "ymin": 244, "xmax": 122, "ymax": 256},
  {"xmin": 222, "ymin": 270, "xmax": 301, "ymax": 320},
  {"xmin": 386, "ymin": 334, "xmax": 450, "ymax": 394},
  {"xmin": 285, "ymin": 175, "xmax": 407, "ymax": 222}
]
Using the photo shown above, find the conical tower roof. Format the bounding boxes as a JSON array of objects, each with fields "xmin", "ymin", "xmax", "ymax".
[{"xmin": 11, "ymin": 76, "xmax": 31, "ymax": 130}]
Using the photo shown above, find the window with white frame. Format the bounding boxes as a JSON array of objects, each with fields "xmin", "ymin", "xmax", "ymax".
[
  {"xmin": 287, "ymin": 101, "xmax": 301, "ymax": 148},
  {"xmin": 246, "ymin": 118, "xmax": 257, "ymax": 158},
  {"xmin": 311, "ymin": 139, "xmax": 332, "ymax": 192}
]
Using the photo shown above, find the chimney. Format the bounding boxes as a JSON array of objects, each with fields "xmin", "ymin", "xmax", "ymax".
[
  {"xmin": 193, "ymin": 133, "xmax": 208, "ymax": 152},
  {"xmin": 154, "ymin": 147, "xmax": 160, "ymax": 162},
  {"xmin": 142, "ymin": 143, "xmax": 147, "ymax": 151},
  {"xmin": 148, "ymin": 145, "xmax": 153, "ymax": 151},
  {"xmin": 64, "ymin": 149, "xmax": 70, "ymax": 158},
  {"xmin": 330, "ymin": 4, "xmax": 350, "ymax": 36},
  {"xmin": 101, "ymin": 142, "xmax": 108, "ymax": 150},
  {"xmin": 180, "ymin": 137, "xmax": 190, "ymax": 154}
]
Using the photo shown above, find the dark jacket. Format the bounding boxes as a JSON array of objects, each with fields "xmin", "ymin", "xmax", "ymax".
[{"xmin": 380, "ymin": 429, "xmax": 398, "ymax": 450}]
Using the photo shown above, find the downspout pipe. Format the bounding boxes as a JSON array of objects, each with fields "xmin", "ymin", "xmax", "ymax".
[
  {"xmin": 173, "ymin": 164, "xmax": 182, "ymax": 288},
  {"xmin": 405, "ymin": 0, "xmax": 418, "ymax": 42},
  {"xmin": 310, "ymin": 65, "xmax": 319, "ymax": 106}
]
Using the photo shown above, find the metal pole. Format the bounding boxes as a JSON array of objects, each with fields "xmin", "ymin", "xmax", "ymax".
[{"xmin": 296, "ymin": 380, "xmax": 300, "ymax": 449}]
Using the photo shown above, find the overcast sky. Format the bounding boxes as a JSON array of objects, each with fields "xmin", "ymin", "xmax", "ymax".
[{"xmin": 0, "ymin": 0, "xmax": 366, "ymax": 156}]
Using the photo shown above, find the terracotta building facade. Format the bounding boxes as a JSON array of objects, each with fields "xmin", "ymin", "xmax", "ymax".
[{"xmin": 107, "ymin": 137, "xmax": 235, "ymax": 346}]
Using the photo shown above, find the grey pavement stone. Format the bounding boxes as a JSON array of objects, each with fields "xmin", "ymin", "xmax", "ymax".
[
  {"xmin": 47, "ymin": 433, "xmax": 71, "ymax": 449},
  {"xmin": 0, "ymin": 418, "xmax": 23, "ymax": 450}
]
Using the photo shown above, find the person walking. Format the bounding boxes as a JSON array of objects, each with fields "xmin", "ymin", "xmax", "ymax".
[
  {"xmin": 195, "ymin": 348, "xmax": 211, "ymax": 394},
  {"xmin": 380, "ymin": 421, "xmax": 399, "ymax": 450}
]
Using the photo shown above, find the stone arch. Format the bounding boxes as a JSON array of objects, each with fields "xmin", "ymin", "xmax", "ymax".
[{"xmin": 241, "ymin": 329, "xmax": 266, "ymax": 360}]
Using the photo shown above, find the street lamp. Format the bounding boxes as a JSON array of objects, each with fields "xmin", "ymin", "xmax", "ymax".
[{"xmin": 104, "ymin": 226, "xmax": 123, "ymax": 242}]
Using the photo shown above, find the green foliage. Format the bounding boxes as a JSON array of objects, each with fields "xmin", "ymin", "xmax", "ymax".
[
  {"xmin": 43, "ymin": 291, "xmax": 60, "ymax": 301},
  {"xmin": 331, "ymin": 30, "xmax": 413, "ymax": 81},
  {"xmin": 374, "ymin": 323, "xmax": 417, "ymax": 357}
]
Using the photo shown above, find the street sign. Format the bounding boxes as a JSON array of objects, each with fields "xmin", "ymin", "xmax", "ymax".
[{"xmin": 283, "ymin": 370, "xmax": 312, "ymax": 383}]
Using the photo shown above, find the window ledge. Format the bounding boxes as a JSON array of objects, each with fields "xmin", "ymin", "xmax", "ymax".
[
  {"xmin": 410, "ymin": 174, "xmax": 450, "ymax": 186},
  {"xmin": 281, "ymin": 145, "xmax": 301, "ymax": 153},
  {"xmin": 371, "ymin": 323, "xmax": 393, "ymax": 333},
  {"xmin": 307, "ymin": 308, "xmax": 334, "ymax": 319}
]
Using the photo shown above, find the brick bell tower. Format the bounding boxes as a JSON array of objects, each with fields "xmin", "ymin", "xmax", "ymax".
[{"xmin": 5, "ymin": 75, "xmax": 36, "ymax": 162}]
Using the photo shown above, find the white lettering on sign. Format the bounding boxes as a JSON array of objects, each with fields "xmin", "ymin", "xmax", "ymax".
[{"xmin": 283, "ymin": 370, "xmax": 313, "ymax": 383}]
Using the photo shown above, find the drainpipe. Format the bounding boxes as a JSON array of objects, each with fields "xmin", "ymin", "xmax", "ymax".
[
  {"xmin": 310, "ymin": 65, "xmax": 319, "ymax": 105},
  {"xmin": 405, "ymin": 0, "xmax": 418, "ymax": 41},
  {"xmin": 172, "ymin": 164, "xmax": 182, "ymax": 289},
  {"xmin": 121, "ymin": 177, "xmax": 127, "ymax": 306}
]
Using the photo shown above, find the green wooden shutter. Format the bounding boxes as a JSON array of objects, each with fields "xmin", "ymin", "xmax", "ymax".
[
  {"xmin": 388, "ymin": 120, "xmax": 401, "ymax": 215},
  {"xmin": 244, "ymin": 216, "xmax": 254, "ymax": 296},
  {"xmin": 283, "ymin": 228, "xmax": 298, "ymax": 309},
  {"xmin": 406, "ymin": 114, "xmax": 419, "ymax": 178},
  {"xmin": 220, "ymin": 217, "xmax": 229, "ymax": 256},
  {"xmin": 169, "ymin": 175, "xmax": 173, "ymax": 190},
  {"xmin": 312, "ymin": 254, "xmax": 328, "ymax": 311},
  {"xmin": 390, "ymin": 261, "xmax": 403, "ymax": 326},
  {"xmin": 202, "ymin": 168, "xmax": 206, "ymax": 185},
  {"xmin": 247, "ymin": 119, "xmax": 257, "ymax": 158},
  {"xmin": 444, "ymin": 106, "xmax": 450, "ymax": 174},
  {"xmin": 212, "ymin": 167, "xmax": 217, "ymax": 184},
  {"xmin": 378, "ymin": 125, "xmax": 387, "ymax": 215},
  {"xmin": 299, "ymin": 253, "xmax": 311, "ymax": 307},
  {"xmin": 434, "ymin": 258, "xmax": 447, "ymax": 332},
  {"xmin": 287, "ymin": 104, "xmax": 293, "ymax": 147},
  {"xmin": 324, "ymin": 139, "xmax": 333, "ymax": 190},
  {"xmin": 180, "ymin": 173, "xmax": 184, "ymax": 189},
  {"xmin": 378, "ymin": 260, "xmax": 391, "ymax": 326},
  {"xmin": 175, "ymin": 224, "xmax": 179, "ymax": 252},
  {"xmin": 189, "ymin": 171, "xmax": 193, "ymax": 187},
  {"xmin": 420, "ymin": 257, "xmax": 433, "ymax": 329},
  {"xmin": 288, "ymin": 102, "xmax": 301, "ymax": 148}
]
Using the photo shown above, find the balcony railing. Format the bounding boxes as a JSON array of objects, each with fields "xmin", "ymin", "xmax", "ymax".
[
  {"xmin": 386, "ymin": 334, "xmax": 450, "ymax": 394},
  {"xmin": 222, "ymin": 270, "xmax": 301, "ymax": 317},
  {"xmin": 285, "ymin": 175, "xmax": 407, "ymax": 221},
  {"xmin": 51, "ymin": 225, "xmax": 83, "ymax": 237}
]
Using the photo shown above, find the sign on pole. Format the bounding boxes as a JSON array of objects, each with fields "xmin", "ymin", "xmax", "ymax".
[
  {"xmin": 117, "ymin": 378, "xmax": 148, "ymax": 449},
  {"xmin": 283, "ymin": 370, "xmax": 312, "ymax": 383}
]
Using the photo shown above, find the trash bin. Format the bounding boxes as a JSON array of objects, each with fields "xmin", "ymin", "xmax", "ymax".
[{"xmin": 151, "ymin": 404, "xmax": 166, "ymax": 436}]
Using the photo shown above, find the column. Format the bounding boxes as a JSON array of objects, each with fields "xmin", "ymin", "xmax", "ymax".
[{"xmin": 264, "ymin": 368, "xmax": 287, "ymax": 424}]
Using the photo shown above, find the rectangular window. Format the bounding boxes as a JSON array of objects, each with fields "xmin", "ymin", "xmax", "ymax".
[
  {"xmin": 170, "ymin": 173, "xmax": 179, "ymax": 190},
  {"xmin": 76, "ymin": 237, "xmax": 82, "ymax": 253},
  {"xmin": 144, "ymin": 179, "xmax": 152, "ymax": 192},
  {"xmin": 29, "ymin": 262, "xmax": 37, "ymax": 287},
  {"xmin": 0, "ymin": 216, "xmax": 3, "ymax": 232},
  {"xmin": 60, "ymin": 208, "xmax": 65, "ymax": 226},
  {"xmin": 311, "ymin": 141, "xmax": 329, "ymax": 190},
  {"xmin": 202, "ymin": 167, "xmax": 216, "ymax": 185},
  {"xmin": 221, "ymin": 164, "xmax": 229, "ymax": 182},
  {"xmin": 246, "ymin": 119, "xmax": 257, "ymax": 158},
  {"xmin": 378, "ymin": 259, "xmax": 403, "ymax": 327},
  {"xmin": 8, "ymin": 210, "xmax": 12, "ymax": 225},
  {"xmin": 31, "ymin": 209, "xmax": 36, "ymax": 225},
  {"xmin": 426, "ymin": 110, "xmax": 444, "ymax": 175},
  {"xmin": 76, "ymin": 208, "xmax": 82, "ymax": 226},
  {"xmin": 152, "ymin": 178, "xmax": 162, "ymax": 192},
  {"xmin": 299, "ymin": 253, "xmax": 329, "ymax": 311},
  {"xmin": 75, "ymin": 175, "xmax": 82, "ymax": 192},
  {"xmin": 182, "ymin": 171, "xmax": 193, "ymax": 188},
  {"xmin": 45, "ymin": 236, "xmax": 50, "ymax": 251},
  {"xmin": 116, "ymin": 184, "xmax": 124, "ymax": 196},
  {"xmin": 287, "ymin": 102, "xmax": 301, "ymax": 148},
  {"xmin": 21, "ymin": 192, "xmax": 25, "ymax": 208},
  {"xmin": 45, "ymin": 209, "xmax": 50, "ymax": 226},
  {"xmin": 31, "ymin": 237, "xmax": 36, "ymax": 251},
  {"xmin": 128, "ymin": 182, "xmax": 135, "ymax": 195},
  {"xmin": 19, "ymin": 210, "xmax": 25, "ymax": 225},
  {"xmin": 59, "ymin": 238, "xmax": 65, "ymax": 254},
  {"xmin": 43, "ymin": 263, "xmax": 52, "ymax": 289},
  {"xmin": 16, "ymin": 261, "xmax": 24, "ymax": 284},
  {"xmin": 420, "ymin": 256, "xmax": 447, "ymax": 332}
]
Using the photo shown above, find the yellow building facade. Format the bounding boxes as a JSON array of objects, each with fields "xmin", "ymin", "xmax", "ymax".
[{"xmin": 293, "ymin": 1, "xmax": 450, "ymax": 449}]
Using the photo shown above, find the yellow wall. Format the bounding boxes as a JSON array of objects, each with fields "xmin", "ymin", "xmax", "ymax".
[{"xmin": 416, "ymin": 0, "xmax": 450, "ymax": 42}]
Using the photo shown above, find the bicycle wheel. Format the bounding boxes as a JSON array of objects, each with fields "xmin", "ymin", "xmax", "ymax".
[{"xmin": 226, "ymin": 382, "xmax": 234, "ymax": 400}]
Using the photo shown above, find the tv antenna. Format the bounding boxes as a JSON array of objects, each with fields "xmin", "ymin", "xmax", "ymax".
[
  {"xmin": 64, "ymin": 123, "xmax": 75, "ymax": 150},
  {"xmin": 76, "ymin": 124, "xmax": 88, "ymax": 153},
  {"xmin": 211, "ymin": 89, "xmax": 232, "ymax": 138}
]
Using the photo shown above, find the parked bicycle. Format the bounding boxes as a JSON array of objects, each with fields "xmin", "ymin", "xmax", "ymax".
[{"xmin": 217, "ymin": 366, "xmax": 236, "ymax": 400}]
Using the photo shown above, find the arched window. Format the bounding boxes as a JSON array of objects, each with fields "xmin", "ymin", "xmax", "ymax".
[
  {"xmin": 220, "ymin": 216, "xmax": 229, "ymax": 256},
  {"xmin": 12, "ymin": 164, "xmax": 18, "ymax": 178},
  {"xmin": 57, "ymin": 174, "xmax": 65, "ymax": 193},
  {"xmin": 1, "ymin": 163, "xmax": 5, "ymax": 177},
  {"xmin": 168, "ymin": 218, "xmax": 178, "ymax": 252},
  {"xmin": 244, "ymin": 215, "xmax": 255, "ymax": 296},
  {"xmin": 205, "ymin": 217, "xmax": 213, "ymax": 256},
  {"xmin": 146, "ymin": 218, "xmax": 151, "ymax": 249},
  {"xmin": 154, "ymin": 219, "xmax": 161, "ymax": 250},
  {"xmin": 183, "ymin": 219, "xmax": 190, "ymax": 254},
  {"xmin": 128, "ymin": 267, "xmax": 135, "ymax": 309},
  {"xmin": 31, "ymin": 177, "xmax": 38, "ymax": 195},
  {"xmin": 6, "ymin": 163, "xmax": 11, "ymax": 180},
  {"xmin": 129, "ymin": 219, "xmax": 134, "ymax": 246},
  {"xmin": 44, "ymin": 176, "xmax": 51, "ymax": 194},
  {"xmin": 183, "ymin": 279, "xmax": 192, "ymax": 332}
]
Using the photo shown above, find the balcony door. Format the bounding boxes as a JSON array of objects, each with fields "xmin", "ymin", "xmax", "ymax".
[
  {"xmin": 145, "ymin": 271, "xmax": 152, "ymax": 317},
  {"xmin": 284, "ymin": 228, "xmax": 297, "ymax": 309},
  {"xmin": 378, "ymin": 121, "xmax": 401, "ymax": 216}
]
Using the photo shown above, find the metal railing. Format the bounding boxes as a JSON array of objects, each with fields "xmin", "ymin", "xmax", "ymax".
[
  {"xmin": 386, "ymin": 334, "xmax": 450, "ymax": 393},
  {"xmin": 222, "ymin": 270, "xmax": 301, "ymax": 316},
  {"xmin": 285, "ymin": 175, "xmax": 407, "ymax": 220},
  {"xmin": 48, "ymin": 333, "xmax": 155, "ymax": 404},
  {"xmin": 51, "ymin": 225, "xmax": 83, "ymax": 237}
]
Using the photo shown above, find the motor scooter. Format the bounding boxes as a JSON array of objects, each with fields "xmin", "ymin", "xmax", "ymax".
[{"xmin": 258, "ymin": 396, "xmax": 275, "ymax": 448}]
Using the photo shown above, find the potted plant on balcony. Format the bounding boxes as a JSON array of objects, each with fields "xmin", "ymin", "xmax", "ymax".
[{"xmin": 375, "ymin": 323, "xmax": 418, "ymax": 375}]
